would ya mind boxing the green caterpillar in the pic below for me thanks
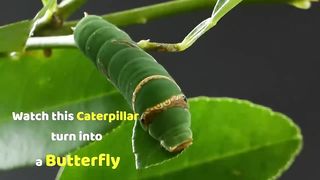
[74,15,192,152]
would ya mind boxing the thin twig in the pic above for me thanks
[30,0,317,50]
[26,35,76,50]
[39,0,314,36]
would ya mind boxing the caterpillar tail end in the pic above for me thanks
[160,128,193,153]
[145,105,193,153]
[168,138,193,153]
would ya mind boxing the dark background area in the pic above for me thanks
[0,0,319,179]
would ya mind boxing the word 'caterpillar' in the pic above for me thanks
[74,15,192,152]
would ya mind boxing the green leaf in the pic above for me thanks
[0,21,32,53]
[58,97,302,180]
[57,122,136,180]
[0,49,129,170]
[289,0,316,9]
[0,0,57,53]
[133,120,176,169]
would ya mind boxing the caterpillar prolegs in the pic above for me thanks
[74,15,192,152]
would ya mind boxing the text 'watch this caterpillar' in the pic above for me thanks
[74,15,192,152]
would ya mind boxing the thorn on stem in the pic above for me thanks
[51,13,63,28]
[43,48,52,57]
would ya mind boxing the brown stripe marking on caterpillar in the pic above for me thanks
[140,94,188,128]
[131,75,179,112]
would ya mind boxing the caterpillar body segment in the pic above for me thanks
[74,15,192,152]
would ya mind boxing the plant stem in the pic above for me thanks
[35,0,87,36]
[26,35,76,50]
[24,36,162,50]
[39,0,307,36]
[28,0,315,50]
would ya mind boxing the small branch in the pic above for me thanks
[24,36,167,51]
[26,0,317,51]
[137,40,182,52]
[35,0,87,36]
[25,35,76,50]
[28,0,316,50]
[38,0,313,36]
[40,0,214,35]
[137,0,244,52]
[25,36,177,51]
[57,0,87,20]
